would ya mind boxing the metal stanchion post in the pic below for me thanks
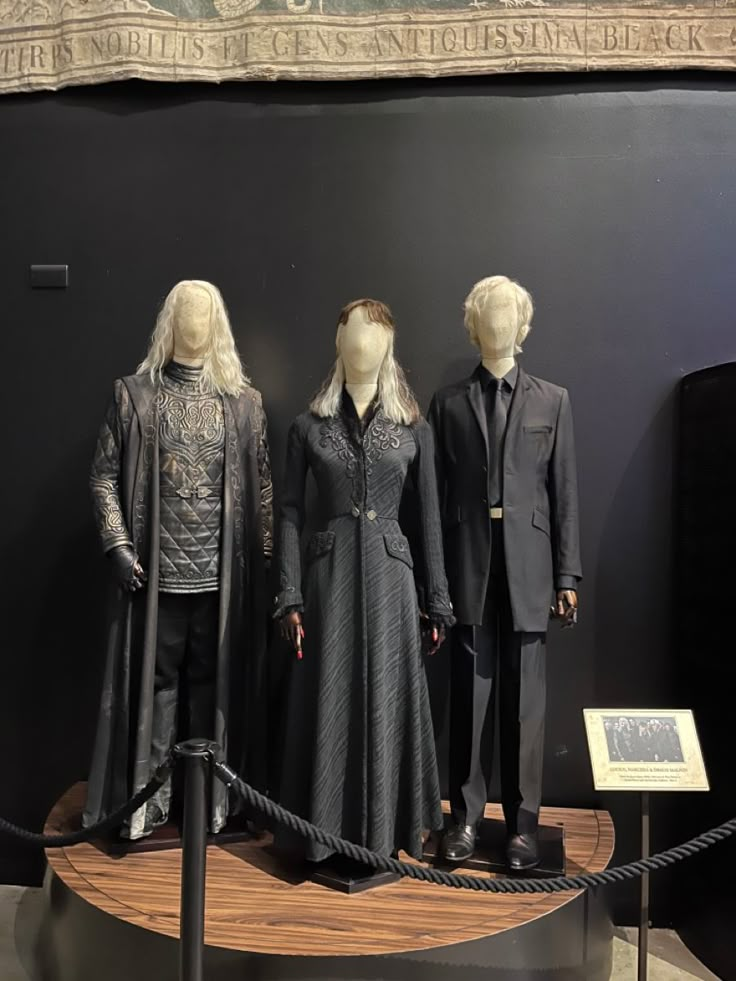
[174,739,216,981]
[638,791,650,981]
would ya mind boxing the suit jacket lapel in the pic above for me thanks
[504,365,530,466]
[465,374,489,463]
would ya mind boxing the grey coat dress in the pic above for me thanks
[273,394,454,861]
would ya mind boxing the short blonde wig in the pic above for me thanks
[463,276,533,354]
[138,280,249,396]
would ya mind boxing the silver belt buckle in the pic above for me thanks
[489,507,503,519]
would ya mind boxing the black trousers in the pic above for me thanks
[449,521,546,835]
[149,592,219,783]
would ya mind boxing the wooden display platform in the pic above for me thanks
[39,783,615,981]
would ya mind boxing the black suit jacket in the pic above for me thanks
[428,365,582,632]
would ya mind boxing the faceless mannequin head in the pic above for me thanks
[337,302,392,384]
[137,280,249,396]
[310,298,420,426]
[463,276,533,362]
[172,283,213,361]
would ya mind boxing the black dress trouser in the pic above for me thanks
[449,520,546,835]
[150,592,219,779]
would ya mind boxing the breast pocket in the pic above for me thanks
[524,424,554,467]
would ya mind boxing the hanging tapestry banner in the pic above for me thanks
[2,1,736,95]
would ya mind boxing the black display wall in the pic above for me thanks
[1,74,735,938]
[674,364,736,981]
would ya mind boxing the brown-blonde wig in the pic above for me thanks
[310,298,420,425]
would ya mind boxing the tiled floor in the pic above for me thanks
[1,886,41,981]
[611,928,720,980]
[0,884,722,979]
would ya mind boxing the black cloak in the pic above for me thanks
[83,372,271,836]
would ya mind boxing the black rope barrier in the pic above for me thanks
[0,757,174,848]
[216,762,736,895]
[0,749,732,897]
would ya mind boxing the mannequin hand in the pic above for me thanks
[280,611,305,660]
[551,590,578,628]
[108,545,147,592]
[420,616,446,655]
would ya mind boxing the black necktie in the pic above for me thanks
[487,377,508,507]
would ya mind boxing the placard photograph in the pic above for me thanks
[584,709,709,792]
[603,714,683,764]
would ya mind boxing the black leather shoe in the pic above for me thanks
[506,832,540,871]
[442,824,477,863]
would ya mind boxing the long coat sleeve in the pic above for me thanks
[90,380,135,554]
[408,420,454,624]
[549,389,581,591]
[272,415,308,618]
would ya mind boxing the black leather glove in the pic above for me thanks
[108,545,146,592]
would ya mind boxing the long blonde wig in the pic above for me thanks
[310,299,420,426]
[463,275,533,354]
[137,280,250,395]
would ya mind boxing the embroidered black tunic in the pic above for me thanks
[156,361,225,593]
[274,394,454,861]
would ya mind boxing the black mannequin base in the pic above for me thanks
[424,817,566,876]
[309,855,401,893]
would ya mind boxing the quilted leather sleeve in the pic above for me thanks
[90,380,134,554]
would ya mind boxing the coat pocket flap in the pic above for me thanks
[532,508,551,537]
[307,531,336,561]
[383,534,414,569]
[524,425,553,434]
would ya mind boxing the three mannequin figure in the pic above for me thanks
[85,277,580,874]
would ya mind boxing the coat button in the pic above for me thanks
[351,506,360,518]
[367,509,377,520]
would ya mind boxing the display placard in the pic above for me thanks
[3,0,736,96]
[583,709,708,792]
